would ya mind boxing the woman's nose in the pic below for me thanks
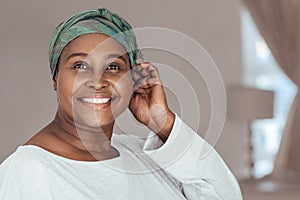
[86,76,110,90]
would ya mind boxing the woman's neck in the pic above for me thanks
[48,111,119,161]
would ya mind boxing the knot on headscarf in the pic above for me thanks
[49,8,143,78]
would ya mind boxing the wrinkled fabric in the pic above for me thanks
[49,8,143,78]
[0,115,243,199]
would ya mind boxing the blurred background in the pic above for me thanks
[0,0,299,199]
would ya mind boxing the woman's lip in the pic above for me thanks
[76,96,117,110]
[78,93,113,98]
[81,97,111,104]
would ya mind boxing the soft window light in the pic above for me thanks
[241,9,296,178]
[255,38,271,59]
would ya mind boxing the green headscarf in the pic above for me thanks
[49,8,143,78]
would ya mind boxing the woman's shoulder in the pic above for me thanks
[0,145,50,174]
[0,146,50,192]
[0,145,59,182]
[0,146,59,198]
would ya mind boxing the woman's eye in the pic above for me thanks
[106,64,121,72]
[73,63,89,70]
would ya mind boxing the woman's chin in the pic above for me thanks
[72,103,128,130]
[72,114,114,130]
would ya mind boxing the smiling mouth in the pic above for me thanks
[81,97,111,104]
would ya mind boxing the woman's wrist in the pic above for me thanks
[147,110,175,143]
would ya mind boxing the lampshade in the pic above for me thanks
[227,86,274,122]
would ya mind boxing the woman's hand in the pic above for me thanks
[129,62,175,142]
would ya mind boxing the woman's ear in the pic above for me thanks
[52,78,57,91]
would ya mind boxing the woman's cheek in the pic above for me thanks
[112,77,132,113]
[119,76,133,100]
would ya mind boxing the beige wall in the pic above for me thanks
[0,0,246,178]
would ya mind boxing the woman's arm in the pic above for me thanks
[142,114,243,200]
[129,62,242,199]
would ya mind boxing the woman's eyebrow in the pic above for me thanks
[104,54,127,64]
[67,52,88,60]
[67,52,127,64]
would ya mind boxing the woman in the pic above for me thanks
[0,8,242,199]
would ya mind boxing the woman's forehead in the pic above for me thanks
[61,33,129,61]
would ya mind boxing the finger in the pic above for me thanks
[133,79,152,91]
[132,64,150,88]
[132,62,163,91]
[139,62,158,73]
[149,68,160,79]
[139,68,149,78]
[139,63,161,82]
[133,87,149,95]
[135,64,149,77]
[133,75,162,91]
[136,62,152,72]
[132,69,142,82]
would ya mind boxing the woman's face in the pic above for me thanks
[54,33,133,128]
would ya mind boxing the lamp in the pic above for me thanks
[227,86,274,178]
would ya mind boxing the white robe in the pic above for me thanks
[0,115,243,200]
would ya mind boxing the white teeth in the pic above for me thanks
[82,98,111,104]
